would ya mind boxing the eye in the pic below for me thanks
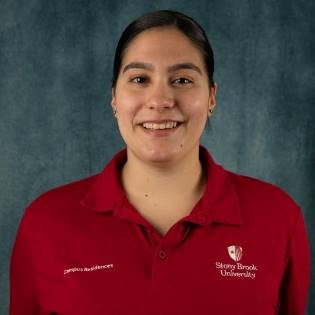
[130,76,148,84]
[173,77,193,85]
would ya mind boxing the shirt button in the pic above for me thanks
[159,250,167,260]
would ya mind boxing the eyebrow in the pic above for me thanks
[168,63,202,75]
[122,62,154,73]
[122,62,202,75]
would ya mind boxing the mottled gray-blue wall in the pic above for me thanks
[1,0,314,313]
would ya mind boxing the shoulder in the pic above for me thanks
[226,170,301,226]
[228,171,296,203]
[22,174,98,225]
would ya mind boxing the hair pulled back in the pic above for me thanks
[112,10,214,88]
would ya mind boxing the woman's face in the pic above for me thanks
[112,26,216,165]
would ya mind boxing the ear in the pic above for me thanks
[111,88,116,110]
[208,82,218,112]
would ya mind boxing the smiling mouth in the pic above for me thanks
[142,121,180,130]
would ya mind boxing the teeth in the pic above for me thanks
[142,121,178,130]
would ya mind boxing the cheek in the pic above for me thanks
[180,94,209,119]
[116,94,141,124]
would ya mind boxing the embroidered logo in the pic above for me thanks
[227,245,243,262]
[214,245,259,280]
[64,263,114,275]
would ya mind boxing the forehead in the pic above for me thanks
[121,26,205,68]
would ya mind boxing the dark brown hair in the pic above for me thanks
[112,10,214,88]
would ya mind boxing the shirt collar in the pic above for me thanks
[189,146,245,226]
[81,149,126,212]
[81,146,244,227]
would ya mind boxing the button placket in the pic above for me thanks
[151,246,170,287]
[151,222,189,286]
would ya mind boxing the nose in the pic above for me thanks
[146,82,175,111]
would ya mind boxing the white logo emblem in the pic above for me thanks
[215,245,258,279]
[227,245,243,262]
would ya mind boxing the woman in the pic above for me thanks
[10,10,310,315]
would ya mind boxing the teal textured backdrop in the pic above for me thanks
[0,0,314,313]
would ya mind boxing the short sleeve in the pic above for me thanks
[10,209,40,315]
[278,208,311,315]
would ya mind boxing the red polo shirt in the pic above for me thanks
[10,147,310,315]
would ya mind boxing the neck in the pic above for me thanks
[121,146,205,202]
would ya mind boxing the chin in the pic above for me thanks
[136,145,181,165]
